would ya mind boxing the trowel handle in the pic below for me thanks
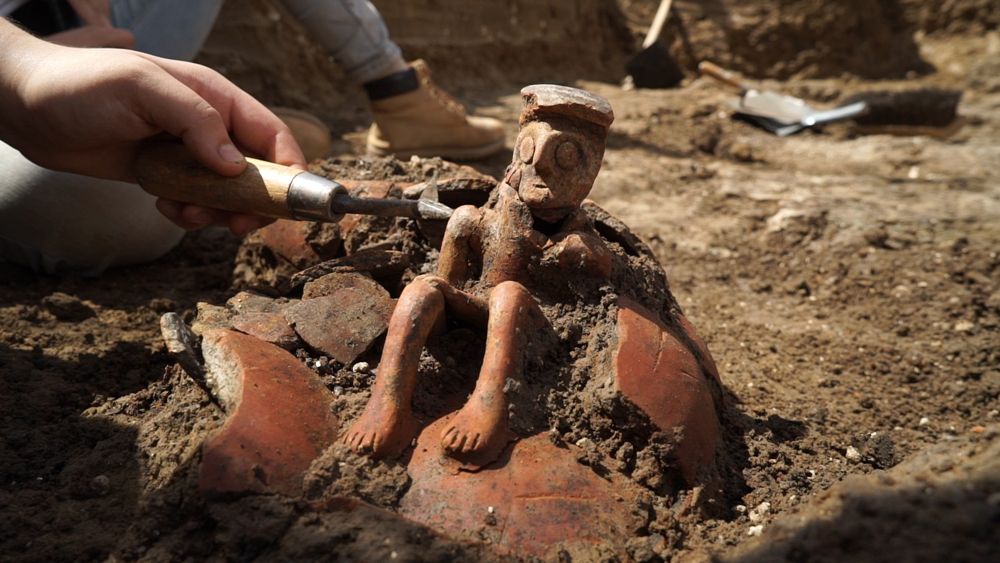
[698,61,749,93]
[134,142,298,219]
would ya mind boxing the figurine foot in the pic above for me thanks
[341,401,419,459]
[441,392,515,464]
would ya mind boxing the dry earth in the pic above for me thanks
[2,0,999,561]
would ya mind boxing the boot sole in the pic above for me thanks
[366,137,506,161]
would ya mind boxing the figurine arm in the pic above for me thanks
[548,231,613,278]
[436,205,483,285]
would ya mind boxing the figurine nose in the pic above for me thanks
[518,164,551,203]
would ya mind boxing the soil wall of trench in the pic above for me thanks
[198,0,1000,125]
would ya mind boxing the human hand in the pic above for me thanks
[47,25,134,48]
[0,25,306,234]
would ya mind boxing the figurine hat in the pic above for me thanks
[519,84,614,130]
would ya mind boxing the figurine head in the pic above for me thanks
[504,85,614,223]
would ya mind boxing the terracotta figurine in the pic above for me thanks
[342,85,615,462]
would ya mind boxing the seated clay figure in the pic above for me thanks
[342,85,615,462]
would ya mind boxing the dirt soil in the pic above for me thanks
[2,1,1000,561]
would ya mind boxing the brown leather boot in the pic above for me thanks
[366,60,505,161]
[271,107,333,162]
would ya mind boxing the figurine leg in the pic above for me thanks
[441,281,540,460]
[342,278,444,458]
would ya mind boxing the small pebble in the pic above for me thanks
[90,474,110,496]
[352,362,370,374]
[734,504,747,514]
[953,320,974,332]
[747,525,764,537]
[574,437,595,449]
[333,386,344,396]
[845,446,862,463]
[748,502,770,523]
[919,417,931,427]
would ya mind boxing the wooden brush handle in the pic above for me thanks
[698,61,749,93]
[134,142,298,219]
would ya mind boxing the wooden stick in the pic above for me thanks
[642,0,674,48]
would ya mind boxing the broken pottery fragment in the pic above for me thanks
[283,288,394,365]
[191,302,232,335]
[159,312,203,378]
[257,219,329,268]
[291,248,411,291]
[199,329,338,496]
[230,311,300,351]
[226,290,283,314]
[612,297,722,484]
[302,271,386,300]
[402,417,646,559]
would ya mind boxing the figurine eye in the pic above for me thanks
[518,136,535,163]
[555,140,580,169]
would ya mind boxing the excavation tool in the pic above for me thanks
[134,143,454,222]
[625,0,684,89]
[698,61,868,135]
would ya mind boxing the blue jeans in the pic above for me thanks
[110,0,405,83]
[1,0,406,274]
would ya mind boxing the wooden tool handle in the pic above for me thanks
[134,142,299,219]
[698,61,749,92]
[642,0,673,48]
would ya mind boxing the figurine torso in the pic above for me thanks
[477,184,545,288]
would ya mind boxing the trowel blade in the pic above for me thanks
[738,90,815,124]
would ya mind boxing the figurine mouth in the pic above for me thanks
[519,182,551,203]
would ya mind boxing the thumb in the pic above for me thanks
[138,68,247,177]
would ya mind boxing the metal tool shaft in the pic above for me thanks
[287,171,452,221]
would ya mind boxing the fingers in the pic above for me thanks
[145,56,307,168]
[131,63,248,177]
[228,214,275,236]
[156,199,273,236]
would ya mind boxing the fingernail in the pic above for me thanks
[218,143,244,164]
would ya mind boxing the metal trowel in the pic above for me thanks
[134,142,454,223]
[698,61,868,135]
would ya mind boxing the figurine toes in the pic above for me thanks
[341,428,374,453]
[441,424,485,454]
[442,426,464,451]
[462,433,481,453]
